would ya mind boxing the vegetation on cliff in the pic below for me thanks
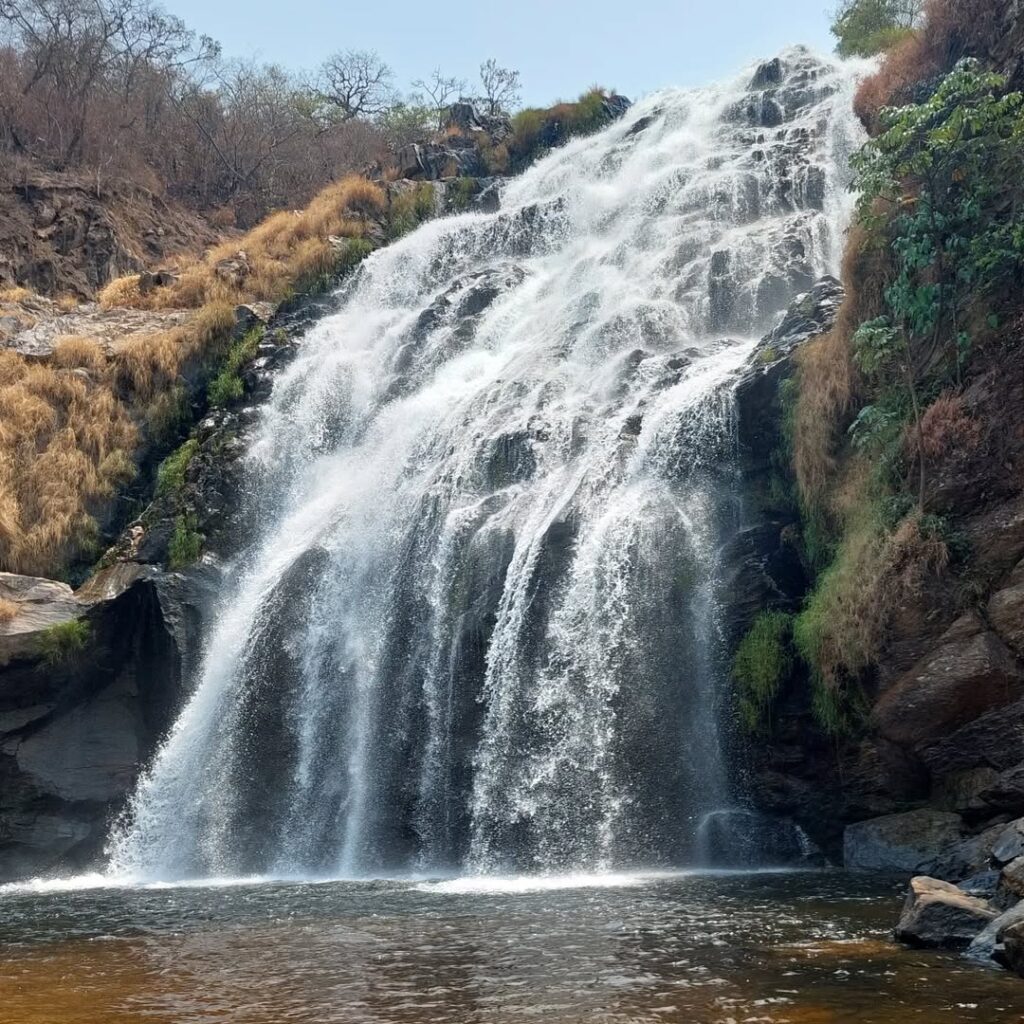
[742,0,1024,735]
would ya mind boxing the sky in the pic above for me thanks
[162,0,837,106]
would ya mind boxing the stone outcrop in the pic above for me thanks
[0,564,214,879]
[895,876,998,949]
[0,170,216,299]
[844,809,967,875]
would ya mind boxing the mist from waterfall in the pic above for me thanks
[109,48,865,882]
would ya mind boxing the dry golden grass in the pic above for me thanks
[795,503,949,717]
[0,286,35,304]
[854,0,1008,132]
[52,336,108,376]
[912,393,983,460]
[0,352,138,575]
[793,330,856,512]
[3,174,387,578]
[792,226,893,512]
[100,175,382,312]
[0,597,17,623]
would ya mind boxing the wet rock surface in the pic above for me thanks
[895,876,998,949]
[0,564,215,879]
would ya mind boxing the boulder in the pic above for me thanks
[0,564,211,881]
[1001,920,1024,977]
[138,269,179,294]
[214,250,250,288]
[967,899,1024,962]
[933,821,1007,880]
[895,876,998,949]
[844,809,966,874]
[959,870,1002,899]
[872,617,1024,748]
[0,573,83,667]
[992,818,1024,865]
[989,559,1024,657]
[1002,856,1024,898]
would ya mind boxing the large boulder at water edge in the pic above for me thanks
[844,808,967,874]
[895,876,998,949]
[0,564,213,881]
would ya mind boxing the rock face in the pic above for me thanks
[895,876,998,949]
[0,170,216,299]
[0,565,213,879]
[844,809,967,875]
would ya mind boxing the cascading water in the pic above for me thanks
[110,48,865,882]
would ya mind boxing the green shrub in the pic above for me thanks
[337,237,374,271]
[35,619,91,666]
[387,184,436,240]
[168,514,202,569]
[733,611,794,733]
[156,438,199,498]
[449,177,480,212]
[207,326,264,409]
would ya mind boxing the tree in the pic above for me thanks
[0,0,215,163]
[412,68,467,127]
[831,0,925,57]
[314,48,395,123]
[478,58,520,116]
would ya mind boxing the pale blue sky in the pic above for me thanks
[165,0,837,105]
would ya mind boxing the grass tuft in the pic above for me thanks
[733,611,794,733]
[34,619,91,665]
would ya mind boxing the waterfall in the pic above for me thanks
[110,48,865,882]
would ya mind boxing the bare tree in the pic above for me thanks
[412,67,467,127]
[314,48,395,123]
[478,58,520,117]
[0,0,211,164]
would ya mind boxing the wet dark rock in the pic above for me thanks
[989,559,1024,657]
[969,899,1024,961]
[844,809,966,875]
[959,870,1002,899]
[750,58,785,90]
[895,875,997,949]
[697,807,821,867]
[1001,855,1024,899]
[992,819,1024,865]
[0,564,215,880]
[1001,919,1024,976]
[872,618,1024,749]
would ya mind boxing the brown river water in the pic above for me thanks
[1,871,1023,1023]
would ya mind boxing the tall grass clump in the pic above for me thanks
[0,350,138,576]
[733,611,794,733]
[34,619,91,665]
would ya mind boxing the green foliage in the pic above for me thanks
[168,514,202,569]
[35,619,91,666]
[378,101,436,145]
[733,611,794,733]
[852,61,1024,377]
[831,0,920,57]
[792,559,864,737]
[208,326,264,409]
[507,88,616,171]
[156,438,199,498]
[337,237,374,271]
[387,183,436,240]
[448,177,480,212]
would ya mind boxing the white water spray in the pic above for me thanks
[110,48,865,882]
